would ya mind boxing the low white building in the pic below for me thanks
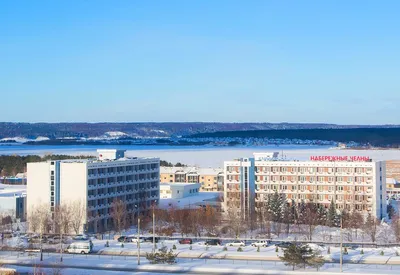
[160,183,201,199]
[0,184,27,221]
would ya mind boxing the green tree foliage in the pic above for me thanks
[326,200,338,227]
[0,154,93,177]
[146,246,177,264]
[279,243,324,271]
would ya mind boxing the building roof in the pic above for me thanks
[160,182,201,188]
[160,166,223,175]
[0,184,26,198]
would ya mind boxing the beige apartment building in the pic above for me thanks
[224,153,386,219]
[160,167,223,192]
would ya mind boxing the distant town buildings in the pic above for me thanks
[27,149,160,233]
[160,167,223,192]
[160,183,201,199]
[224,152,386,219]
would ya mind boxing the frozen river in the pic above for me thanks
[1,144,399,167]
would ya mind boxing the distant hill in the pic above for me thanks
[0,122,398,140]
[187,127,400,147]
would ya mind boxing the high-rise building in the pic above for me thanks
[27,149,160,233]
[224,153,386,219]
[160,167,223,192]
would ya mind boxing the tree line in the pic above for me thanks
[226,191,392,243]
[0,154,93,177]
[0,154,185,177]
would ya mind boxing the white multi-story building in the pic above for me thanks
[224,153,386,219]
[160,183,201,199]
[27,149,160,233]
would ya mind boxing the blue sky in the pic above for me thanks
[1,1,399,124]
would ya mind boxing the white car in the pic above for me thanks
[251,240,270,247]
[226,240,245,247]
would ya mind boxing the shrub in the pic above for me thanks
[146,248,177,265]
[275,246,279,253]
[343,247,348,255]
[360,249,364,255]
[396,251,399,256]
[205,246,209,251]
[172,244,177,250]
[237,247,243,252]
[105,241,109,247]
[327,247,330,254]
[189,245,192,250]
[380,251,384,256]
[121,243,124,248]
[223,246,228,251]
[257,246,260,252]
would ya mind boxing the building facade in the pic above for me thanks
[27,149,160,233]
[160,183,201,199]
[224,153,386,219]
[160,167,223,192]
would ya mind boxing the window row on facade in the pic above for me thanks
[88,164,159,175]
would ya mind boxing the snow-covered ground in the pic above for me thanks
[0,145,399,167]
[3,250,400,275]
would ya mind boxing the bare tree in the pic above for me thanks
[70,200,85,235]
[391,216,400,242]
[301,203,320,241]
[111,199,127,234]
[363,213,379,242]
[226,207,244,238]
[349,210,363,239]
[28,207,40,233]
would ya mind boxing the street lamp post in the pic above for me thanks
[40,230,43,261]
[340,211,343,272]
[137,217,140,265]
[152,200,157,253]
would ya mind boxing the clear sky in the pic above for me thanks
[1,1,399,124]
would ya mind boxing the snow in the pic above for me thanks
[3,250,400,275]
[158,192,221,209]
[0,136,50,143]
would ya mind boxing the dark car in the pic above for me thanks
[275,242,292,249]
[179,238,193,245]
[205,239,221,246]
[144,237,159,243]
[117,236,133,243]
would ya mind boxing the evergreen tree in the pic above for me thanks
[279,243,325,271]
[326,200,338,227]
[297,200,306,224]
[316,205,327,225]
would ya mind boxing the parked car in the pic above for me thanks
[205,239,222,246]
[66,241,92,254]
[226,240,245,247]
[117,236,129,242]
[73,234,89,241]
[251,240,270,247]
[179,238,193,245]
[275,242,292,249]
[144,237,159,243]
[130,237,145,243]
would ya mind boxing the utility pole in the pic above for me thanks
[137,217,140,265]
[152,200,157,253]
[60,232,63,262]
[340,212,343,272]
